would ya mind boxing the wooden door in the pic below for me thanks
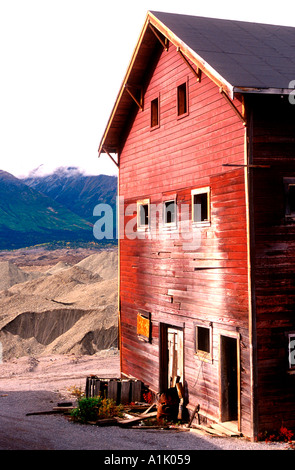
[167,328,183,388]
[160,325,184,391]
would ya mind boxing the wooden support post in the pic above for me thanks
[85,377,90,398]
[94,379,102,397]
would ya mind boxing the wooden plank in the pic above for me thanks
[117,411,158,427]
[108,380,119,403]
[190,424,226,437]
[131,380,142,402]
[94,379,102,397]
[26,407,75,416]
[120,380,131,404]
[211,422,241,437]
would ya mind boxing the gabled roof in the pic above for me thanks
[99,11,295,155]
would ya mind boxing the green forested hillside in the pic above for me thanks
[0,170,94,249]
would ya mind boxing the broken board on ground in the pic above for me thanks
[117,411,158,427]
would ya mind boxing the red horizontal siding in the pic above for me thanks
[118,41,250,433]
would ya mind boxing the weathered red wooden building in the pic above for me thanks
[98,11,295,440]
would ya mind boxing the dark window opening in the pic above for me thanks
[197,326,210,354]
[220,336,238,422]
[193,192,209,223]
[139,203,149,227]
[151,98,159,128]
[177,82,187,116]
[164,200,176,225]
[285,182,295,218]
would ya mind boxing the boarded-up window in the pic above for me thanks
[192,187,210,225]
[177,82,187,116]
[137,311,151,342]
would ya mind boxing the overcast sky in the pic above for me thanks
[1,0,294,178]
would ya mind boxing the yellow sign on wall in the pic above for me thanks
[137,312,151,342]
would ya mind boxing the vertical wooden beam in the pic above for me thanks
[131,380,142,402]
[108,379,119,403]
[121,380,131,404]
[237,333,241,432]
[244,104,258,441]
[117,182,122,376]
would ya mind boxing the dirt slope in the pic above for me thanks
[0,261,42,291]
[0,249,118,360]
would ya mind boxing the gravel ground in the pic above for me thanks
[0,351,289,452]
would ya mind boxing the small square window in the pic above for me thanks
[137,199,150,230]
[177,82,188,116]
[151,97,159,128]
[195,323,213,362]
[197,327,210,353]
[284,178,295,219]
[192,187,210,225]
[163,200,177,226]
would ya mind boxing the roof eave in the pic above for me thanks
[98,15,151,156]
[233,86,294,95]
[98,11,236,157]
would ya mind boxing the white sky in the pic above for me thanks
[0,0,295,178]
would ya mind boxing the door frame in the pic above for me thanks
[159,323,184,393]
[219,330,241,431]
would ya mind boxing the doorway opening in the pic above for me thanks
[160,324,184,392]
[220,335,240,426]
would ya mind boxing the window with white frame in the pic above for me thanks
[163,200,177,227]
[192,187,210,225]
[137,199,150,230]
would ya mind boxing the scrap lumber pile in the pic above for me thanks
[26,376,241,435]
[85,376,143,404]
[85,376,161,427]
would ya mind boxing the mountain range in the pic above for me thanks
[0,167,117,250]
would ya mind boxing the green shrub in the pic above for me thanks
[71,396,123,423]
